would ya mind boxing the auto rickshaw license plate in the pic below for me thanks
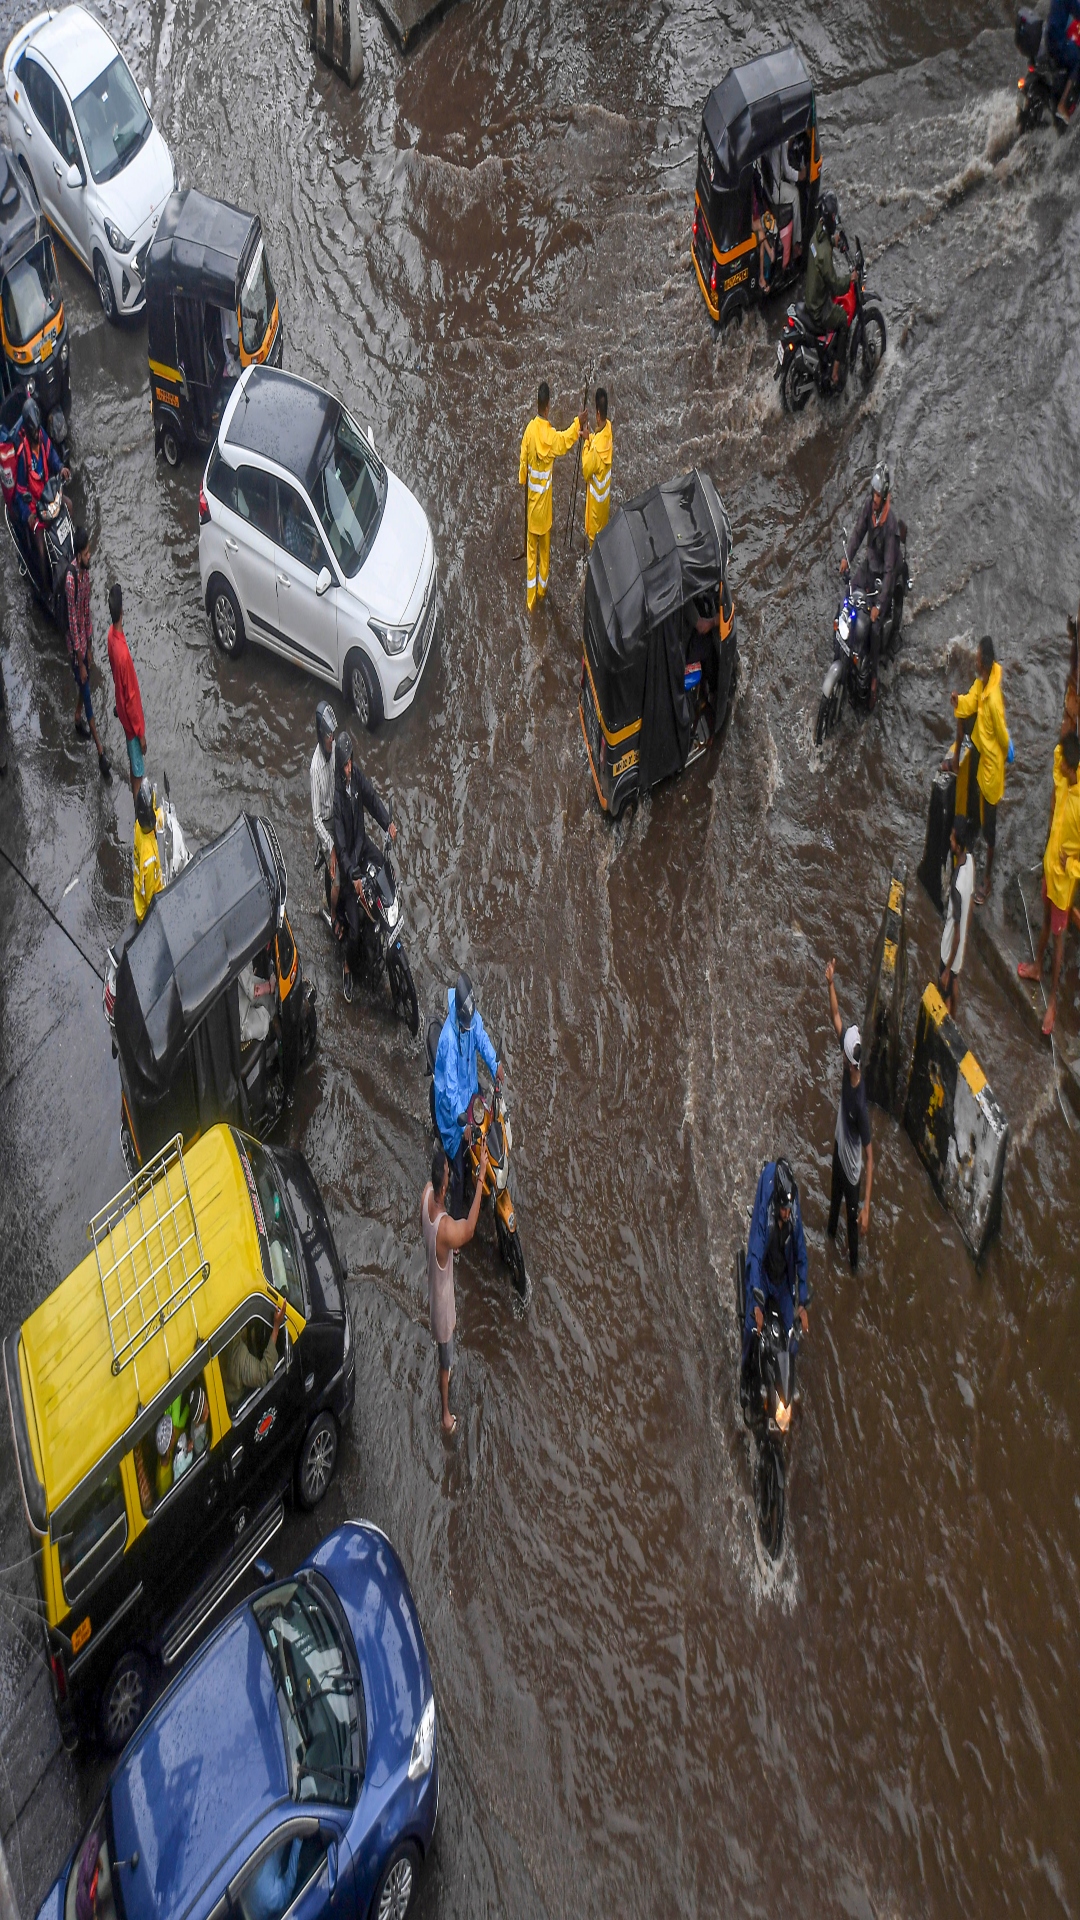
[41,336,53,358]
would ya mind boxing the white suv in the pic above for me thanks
[199,364,437,729]
[3,6,174,322]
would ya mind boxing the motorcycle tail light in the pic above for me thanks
[198,486,210,526]
[710,260,717,294]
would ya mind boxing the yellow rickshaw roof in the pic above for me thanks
[20,1127,264,1515]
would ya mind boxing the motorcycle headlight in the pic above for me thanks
[369,618,410,656]
[838,613,851,641]
[104,218,132,254]
[408,1695,435,1781]
[386,895,401,929]
[775,1399,792,1433]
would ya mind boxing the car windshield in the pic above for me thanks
[73,55,151,185]
[244,1137,305,1313]
[240,240,276,357]
[2,240,60,347]
[311,411,385,579]
[253,1576,364,1808]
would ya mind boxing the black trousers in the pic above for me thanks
[850,562,889,680]
[828,1141,860,1270]
[447,1143,469,1221]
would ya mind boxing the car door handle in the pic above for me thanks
[276,573,291,588]
[224,536,239,553]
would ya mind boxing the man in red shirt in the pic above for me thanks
[106,582,147,800]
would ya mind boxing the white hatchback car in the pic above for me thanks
[199,364,438,729]
[3,6,174,322]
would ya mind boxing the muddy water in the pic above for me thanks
[1,0,1079,1913]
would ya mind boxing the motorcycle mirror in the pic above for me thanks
[65,163,82,190]
[315,566,332,597]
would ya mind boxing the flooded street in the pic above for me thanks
[1,0,1079,1914]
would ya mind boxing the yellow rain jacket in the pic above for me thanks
[519,414,580,536]
[581,419,613,541]
[955,660,1009,806]
[133,812,162,924]
[1044,744,1080,913]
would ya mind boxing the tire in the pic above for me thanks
[756,1442,785,1560]
[505,1228,527,1300]
[297,1411,338,1510]
[208,576,246,657]
[120,1114,138,1176]
[100,1649,149,1752]
[160,420,181,467]
[780,353,814,415]
[387,942,419,1036]
[814,694,831,746]
[93,252,118,325]
[371,1844,420,1920]
[344,648,383,731]
[857,308,886,386]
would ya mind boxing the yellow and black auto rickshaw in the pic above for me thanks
[691,43,821,331]
[0,143,69,446]
[145,188,282,466]
[579,470,737,820]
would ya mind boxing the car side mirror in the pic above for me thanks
[315,565,332,597]
[66,163,82,190]
[143,85,152,110]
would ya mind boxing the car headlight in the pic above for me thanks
[369,618,411,656]
[60,341,69,364]
[408,1695,435,1781]
[104,218,132,254]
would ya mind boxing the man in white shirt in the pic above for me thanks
[940,816,974,1016]
[310,700,339,926]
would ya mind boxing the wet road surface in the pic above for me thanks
[2,1,1080,1914]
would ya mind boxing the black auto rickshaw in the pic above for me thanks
[145,188,282,467]
[106,813,316,1170]
[578,470,738,820]
[0,144,69,446]
[692,43,821,330]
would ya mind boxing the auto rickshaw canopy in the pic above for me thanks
[584,470,732,791]
[114,814,284,1108]
[15,1127,285,1519]
[146,188,262,340]
[701,43,814,192]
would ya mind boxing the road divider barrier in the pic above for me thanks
[902,983,1007,1261]
[311,0,363,84]
[863,868,908,1115]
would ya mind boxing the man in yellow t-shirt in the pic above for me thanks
[133,775,162,924]
[518,383,585,610]
[1018,732,1080,1037]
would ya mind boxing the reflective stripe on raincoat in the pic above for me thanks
[519,414,580,536]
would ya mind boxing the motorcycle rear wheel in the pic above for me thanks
[858,308,887,385]
[780,354,814,415]
[814,694,831,746]
[497,1214,528,1300]
[756,1441,785,1559]
[387,942,419,1036]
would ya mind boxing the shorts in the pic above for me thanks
[437,1337,454,1373]
[126,735,145,779]
[980,792,997,849]
[1042,876,1070,937]
[69,653,92,722]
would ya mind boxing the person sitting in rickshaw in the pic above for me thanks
[222,1298,287,1412]
[239,954,276,1047]
[751,164,778,292]
[773,134,808,255]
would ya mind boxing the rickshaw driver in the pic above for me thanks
[805,191,852,389]
[774,135,808,252]
[434,971,505,1218]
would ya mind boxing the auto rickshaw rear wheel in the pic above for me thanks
[160,419,181,467]
[345,647,383,731]
[100,1648,150,1751]
[298,1411,338,1510]
[208,576,246,657]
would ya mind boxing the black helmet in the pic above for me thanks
[774,1158,796,1214]
[21,396,40,435]
[316,700,337,755]
[455,971,475,1030]
[135,775,156,832]
[819,190,839,237]
[335,729,353,779]
[871,462,891,501]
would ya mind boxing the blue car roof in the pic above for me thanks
[109,1610,287,1920]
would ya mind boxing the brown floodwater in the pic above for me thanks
[1,0,1079,1914]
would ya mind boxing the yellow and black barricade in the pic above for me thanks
[902,983,1008,1261]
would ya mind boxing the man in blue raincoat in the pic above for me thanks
[434,972,503,1217]
[741,1158,809,1384]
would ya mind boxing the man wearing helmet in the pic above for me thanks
[433,972,504,1218]
[741,1156,809,1402]
[804,190,852,390]
[13,397,68,584]
[840,462,902,708]
[332,728,395,1003]
[133,776,163,923]
[310,701,339,926]
[825,957,873,1271]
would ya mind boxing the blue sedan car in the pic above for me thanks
[36,1524,438,1920]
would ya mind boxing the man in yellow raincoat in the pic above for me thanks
[581,389,612,548]
[946,634,1011,903]
[1018,731,1080,1037]
[518,383,585,610]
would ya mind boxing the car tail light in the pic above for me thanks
[49,1649,67,1702]
[198,486,210,526]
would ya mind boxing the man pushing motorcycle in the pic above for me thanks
[741,1158,809,1409]
[434,971,504,1218]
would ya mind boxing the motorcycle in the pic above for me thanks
[815,532,912,745]
[775,235,886,414]
[317,827,419,1035]
[102,773,191,1025]
[5,469,75,629]
[736,1241,808,1560]
[424,1020,528,1302]
[1015,8,1079,129]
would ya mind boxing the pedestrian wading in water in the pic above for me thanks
[421,1136,488,1435]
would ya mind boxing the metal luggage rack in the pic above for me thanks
[89,1134,210,1392]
